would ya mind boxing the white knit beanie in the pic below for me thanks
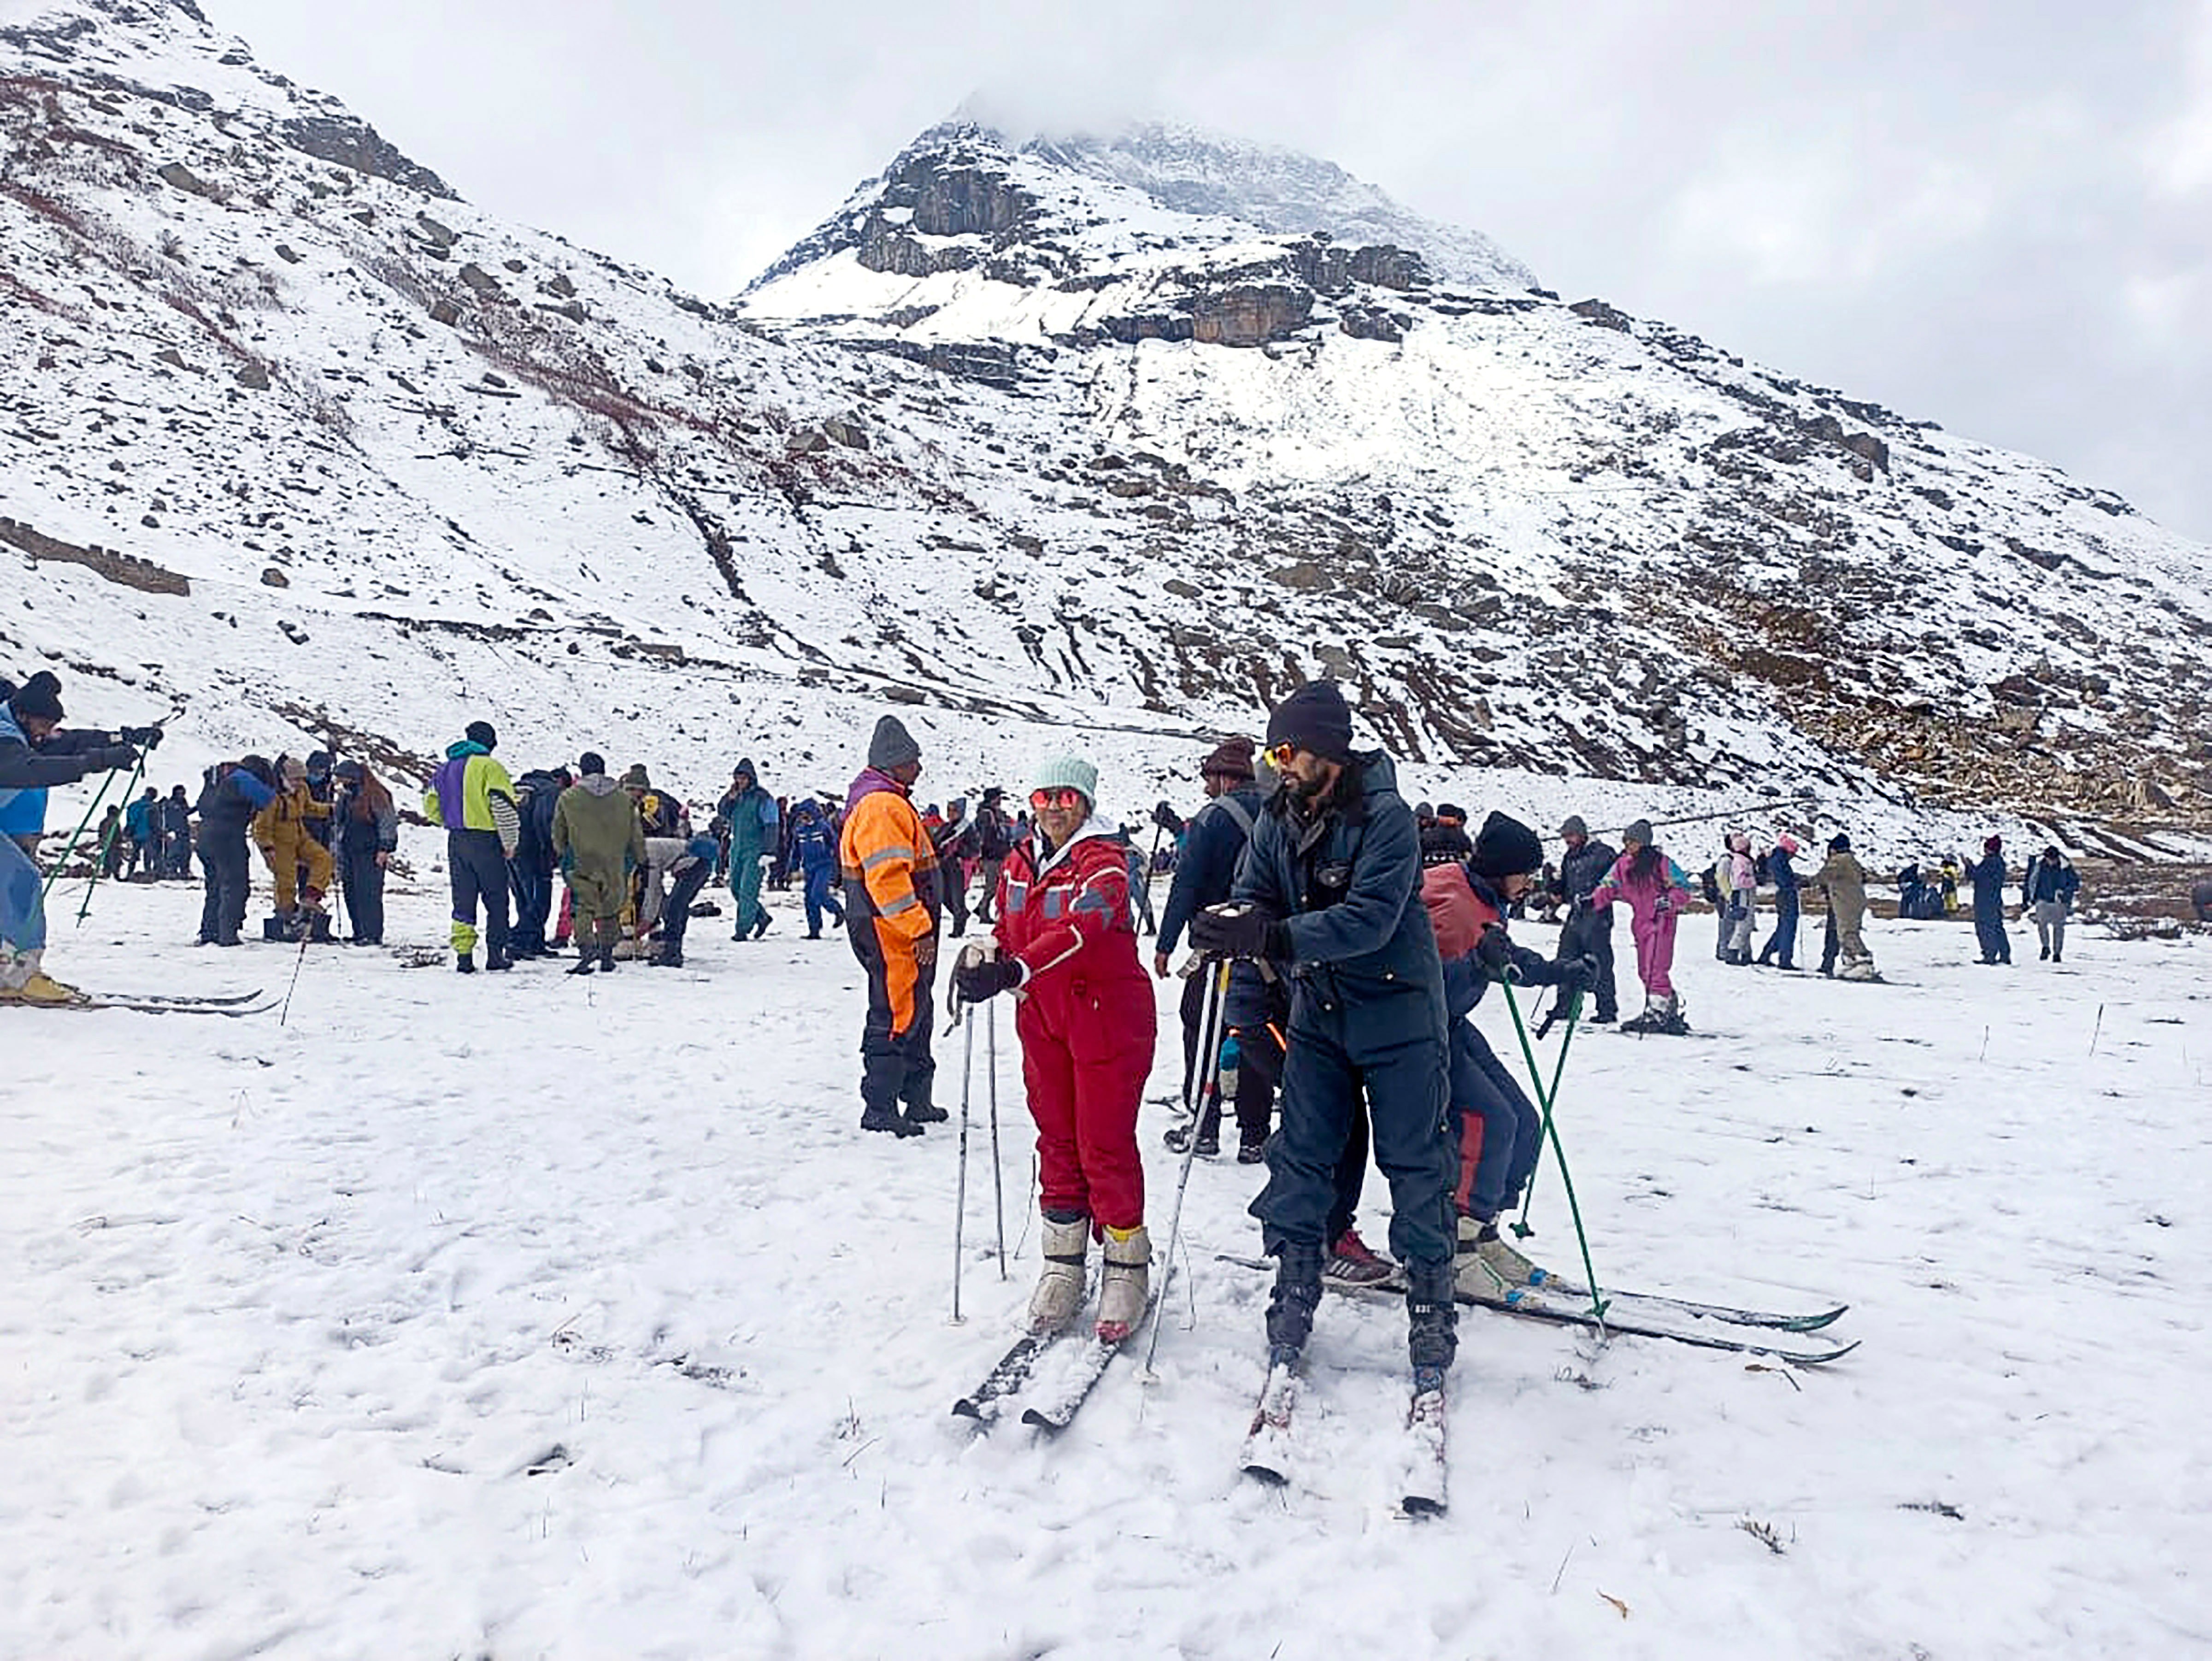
[1029,754,1098,806]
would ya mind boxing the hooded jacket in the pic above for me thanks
[552,773,645,875]
[425,740,519,851]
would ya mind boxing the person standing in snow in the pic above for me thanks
[1755,833,1804,969]
[1588,819,1696,1034]
[553,752,645,975]
[252,755,333,934]
[932,795,974,940]
[2021,845,2080,963]
[330,760,397,946]
[1187,681,1458,1393]
[159,784,193,878]
[1550,815,1620,1023]
[787,797,844,939]
[1155,736,1269,1158]
[195,758,276,948]
[507,765,569,960]
[1968,836,2012,966]
[124,787,157,879]
[424,719,520,973]
[953,755,1159,1342]
[718,760,778,942]
[1721,831,1759,965]
[840,716,945,1137]
[1814,833,1878,980]
[1423,813,1597,1296]
[0,672,147,1002]
[971,786,1014,924]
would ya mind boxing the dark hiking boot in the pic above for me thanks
[1266,1241,1325,1355]
[651,947,683,967]
[597,948,617,973]
[567,957,596,976]
[861,1104,924,1137]
[903,1101,948,1125]
[484,953,513,972]
[455,952,475,974]
[2039,944,2051,960]
[1194,1125,1221,1158]
[1237,1132,1268,1165]
[1405,1256,1458,1373]
[749,907,771,940]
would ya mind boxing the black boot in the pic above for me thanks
[1405,1256,1459,1383]
[861,1103,923,1137]
[567,956,596,976]
[904,1099,948,1125]
[484,952,513,972]
[455,952,475,974]
[1265,1240,1325,1360]
[598,945,617,973]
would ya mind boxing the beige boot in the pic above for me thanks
[1095,1225,1151,1342]
[0,947,75,1004]
[1029,1213,1089,1335]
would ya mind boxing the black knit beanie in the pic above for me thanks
[1470,811,1543,879]
[1264,681,1354,764]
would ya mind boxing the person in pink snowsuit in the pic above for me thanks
[1588,819,1696,1034]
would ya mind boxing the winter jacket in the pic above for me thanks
[334,783,399,860]
[424,741,519,852]
[159,794,191,839]
[125,796,154,842]
[994,816,1147,986]
[513,771,566,869]
[1967,852,2008,915]
[1423,864,1568,1021]
[976,802,1015,860]
[1589,850,1695,925]
[719,781,777,859]
[252,783,328,854]
[0,703,118,811]
[197,766,276,838]
[789,801,838,872]
[2022,855,2079,909]
[1157,784,1265,956]
[1230,752,1445,1046]
[552,774,645,877]
[840,767,940,953]
[1553,837,1619,906]
[1769,846,1800,898]
[1816,850,1871,930]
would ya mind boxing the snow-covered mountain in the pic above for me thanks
[4,0,2210,843]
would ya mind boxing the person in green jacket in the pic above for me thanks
[553,751,645,976]
[718,757,780,941]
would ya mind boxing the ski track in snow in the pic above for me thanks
[3,873,2209,1659]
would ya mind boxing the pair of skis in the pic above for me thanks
[1237,1352,1450,1516]
[7,986,275,1017]
[950,1292,1159,1432]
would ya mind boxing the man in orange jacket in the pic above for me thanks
[840,714,945,1136]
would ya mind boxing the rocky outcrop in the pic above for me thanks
[2,516,189,596]
[279,115,455,199]
[1189,283,1312,347]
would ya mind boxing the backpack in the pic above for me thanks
[1700,863,1722,906]
[1754,851,1771,886]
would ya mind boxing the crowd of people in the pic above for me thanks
[0,666,2169,1410]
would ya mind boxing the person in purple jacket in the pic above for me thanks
[1588,819,1696,1035]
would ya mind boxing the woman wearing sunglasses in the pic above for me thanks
[953,756,1158,1343]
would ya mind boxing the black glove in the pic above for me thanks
[1555,954,1599,992]
[953,954,1024,1003]
[1151,800,1184,834]
[1475,924,1519,981]
[119,725,164,749]
[1188,903,1287,960]
[94,743,141,772]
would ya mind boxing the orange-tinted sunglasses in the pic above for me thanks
[1263,742,1299,772]
[1030,786,1087,811]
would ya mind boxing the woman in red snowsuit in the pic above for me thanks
[953,755,1158,1342]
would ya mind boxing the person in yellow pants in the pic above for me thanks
[253,755,332,920]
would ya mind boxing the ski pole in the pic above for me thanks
[277,906,314,1029]
[951,1009,975,1324]
[987,995,1006,1281]
[39,765,120,909]
[1141,953,1230,1383]
[1511,986,1582,1239]
[72,748,147,923]
[1501,982,1606,1319]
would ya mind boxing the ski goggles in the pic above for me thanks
[1030,786,1088,811]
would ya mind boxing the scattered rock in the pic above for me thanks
[458,263,503,298]
[261,567,289,588]
[155,348,188,369]
[542,272,577,298]
[156,161,214,197]
[413,213,459,248]
[274,243,301,264]
[234,360,270,390]
[429,298,462,326]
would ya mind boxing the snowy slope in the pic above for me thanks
[4,876,2207,1657]
[1,0,2209,849]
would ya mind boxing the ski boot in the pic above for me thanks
[1458,1213,1547,1287]
[0,948,76,1005]
[1655,994,1691,1034]
[1405,1256,1458,1378]
[1030,1212,1091,1334]
[1266,1239,1325,1357]
[1096,1225,1151,1342]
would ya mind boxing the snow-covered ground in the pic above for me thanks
[4,855,2207,1659]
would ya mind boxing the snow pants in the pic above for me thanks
[565,864,626,956]
[658,841,716,955]
[974,856,1004,923]
[447,829,510,959]
[340,844,386,944]
[1974,906,2010,963]
[854,920,937,1118]
[730,846,767,938]
[1557,903,1618,1020]
[197,831,251,945]
[939,854,969,938]
[1758,891,1800,967]
[800,859,843,937]
[1016,966,1156,1231]
[2033,901,2067,959]
[0,830,43,954]
[1450,1022,1541,1223]
[1725,888,1757,957]
[1252,993,1455,1268]
[509,852,553,954]
[259,819,331,913]
[1630,906,1682,998]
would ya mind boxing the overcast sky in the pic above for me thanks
[189,0,2212,545]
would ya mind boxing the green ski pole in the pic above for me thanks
[76,750,146,924]
[38,766,119,909]
[1502,981,1606,1320]
[1511,985,1582,1239]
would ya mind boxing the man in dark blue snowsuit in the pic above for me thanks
[1755,835,1803,968]
[1190,681,1456,1386]
[1969,836,2012,964]
[788,798,844,939]
[507,767,569,958]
